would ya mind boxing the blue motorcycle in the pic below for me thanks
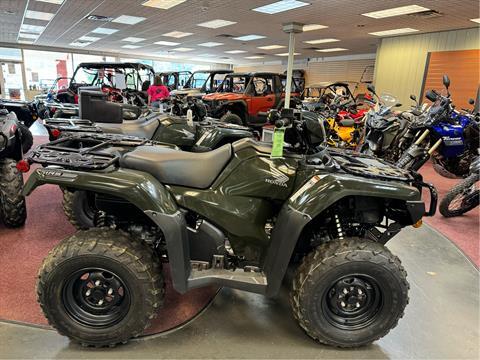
[396,75,479,178]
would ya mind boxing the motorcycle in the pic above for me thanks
[20,108,436,347]
[439,156,479,217]
[396,75,479,177]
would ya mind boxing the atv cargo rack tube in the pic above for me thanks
[28,133,172,170]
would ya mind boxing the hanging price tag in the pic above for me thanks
[270,127,285,158]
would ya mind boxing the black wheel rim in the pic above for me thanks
[62,268,131,328]
[322,274,383,330]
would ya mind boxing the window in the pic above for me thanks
[24,50,73,92]
[0,47,22,61]
[218,75,248,93]
[252,76,273,95]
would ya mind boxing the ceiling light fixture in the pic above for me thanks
[303,24,328,31]
[25,10,55,21]
[233,34,266,41]
[154,40,180,46]
[369,28,419,36]
[197,19,237,28]
[252,0,310,14]
[304,38,339,44]
[225,50,247,54]
[20,24,45,33]
[470,18,480,23]
[35,0,64,4]
[257,44,285,50]
[91,27,118,34]
[198,42,224,47]
[142,0,187,9]
[112,15,146,25]
[122,44,142,49]
[315,48,348,52]
[362,5,430,19]
[70,41,91,47]
[79,35,101,42]
[18,39,35,44]
[162,31,193,38]
[173,47,194,52]
[245,55,265,59]
[19,33,39,39]
[275,52,300,56]
[121,37,146,42]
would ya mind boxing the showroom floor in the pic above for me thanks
[1,225,478,359]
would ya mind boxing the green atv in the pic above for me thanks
[23,109,437,347]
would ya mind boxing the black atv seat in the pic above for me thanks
[232,138,272,153]
[339,118,355,127]
[119,144,232,189]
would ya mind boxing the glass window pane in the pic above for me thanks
[0,47,22,61]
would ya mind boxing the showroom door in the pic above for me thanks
[0,61,25,100]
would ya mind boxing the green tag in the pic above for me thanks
[270,128,285,158]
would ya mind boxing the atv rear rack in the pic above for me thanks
[28,133,172,170]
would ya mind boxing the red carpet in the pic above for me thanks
[420,162,479,266]
[0,136,217,335]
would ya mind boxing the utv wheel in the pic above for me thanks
[0,159,27,227]
[63,190,96,229]
[18,122,34,153]
[291,238,409,348]
[37,228,165,347]
[439,173,479,217]
[220,112,243,125]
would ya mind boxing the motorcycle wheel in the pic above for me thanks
[37,228,164,347]
[439,173,479,217]
[63,190,97,229]
[0,158,27,227]
[291,238,409,347]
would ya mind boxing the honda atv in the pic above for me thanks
[23,108,436,348]
[0,109,30,227]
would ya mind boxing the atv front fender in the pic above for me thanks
[23,167,191,292]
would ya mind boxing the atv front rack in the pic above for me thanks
[28,133,171,170]
[44,118,102,134]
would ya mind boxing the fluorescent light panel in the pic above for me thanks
[122,37,145,42]
[362,5,430,18]
[369,28,419,36]
[18,39,35,44]
[25,10,55,21]
[303,24,327,31]
[275,52,300,56]
[245,56,265,59]
[122,44,142,49]
[142,0,187,9]
[20,24,45,33]
[112,15,146,25]
[162,31,193,38]
[258,44,285,50]
[316,48,348,52]
[154,40,180,46]
[91,27,118,35]
[197,19,237,28]
[70,41,91,47]
[173,47,194,52]
[19,33,39,39]
[252,0,310,14]
[470,18,480,23]
[198,42,223,47]
[225,50,247,54]
[35,0,64,3]
[304,38,339,44]
[234,34,266,41]
[79,35,101,42]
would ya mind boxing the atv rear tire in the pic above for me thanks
[37,228,165,347]
[63,190,96,230]
[220,112,243,125]
[18,122,33,154]
[439,173,479,217]
[0,159,27,227]
[291,238,409,348]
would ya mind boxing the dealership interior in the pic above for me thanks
[0,0,479,359]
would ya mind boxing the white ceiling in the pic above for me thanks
[0,0,478,65]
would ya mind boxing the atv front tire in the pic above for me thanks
[0,158,27,227]
[37,228,165,347]
[291,238,409,347]
[220,112,243,125]
[63,190,96,229]
[439,173,479,217]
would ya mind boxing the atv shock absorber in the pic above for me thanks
[334,214,344,240]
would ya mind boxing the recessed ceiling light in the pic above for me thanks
[91,27,118,35]
[19,33,39,39]
[198,42,223,47]
[25,10,55,21]
[252,0,310,14]
[142,0,187,9]
[112,15,146,25]
[18,39,35,44]
[245,55,265,59]
[154,40,180,46]
[470,18,480,23]
[197,19,237,28]
[173,47,194,52]
[70,41,91,47]
[275,52,300,56]
[198,54,215,57]
[304,38,339,44]
[225,50,247,54]
[315,48,348,52]
[79,35,101,42]
[122,44,142,49]
[35,0,64,3]
[362,5,430,19]
[369,28,419,36]
[257,44,285,50]
[233,34,266,41]
[20,24,45,34]
[122,37,146,42]
[162,31,193,38]
[303,24,328,31]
